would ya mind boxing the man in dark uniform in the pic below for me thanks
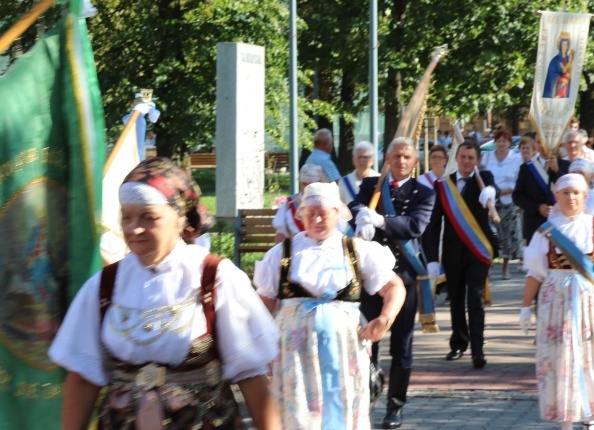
[423,140,499,370]
[512,134,570,243]
[349,136,435,429]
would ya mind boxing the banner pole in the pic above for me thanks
[0,0,55,54]
[103,110,140,177]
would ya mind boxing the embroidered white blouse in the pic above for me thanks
[254,230,396,299]
[524,211,594,282]
[49,241,280,386]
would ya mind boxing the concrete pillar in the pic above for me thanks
[215,42,265,218]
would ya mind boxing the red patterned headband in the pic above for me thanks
[121,157,201,215]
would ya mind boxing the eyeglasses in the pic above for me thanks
[356,155,373,160]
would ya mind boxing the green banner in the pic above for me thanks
[0,13,105,430]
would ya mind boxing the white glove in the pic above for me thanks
[427,262,440,281]
[519,307,532,334]
[356,208,385,229]
[355,223,375,241]
[478,185,496,208]
[133,102,151,115]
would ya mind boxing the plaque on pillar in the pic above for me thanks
[215,42,265,219]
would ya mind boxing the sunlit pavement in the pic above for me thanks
[370,261,559,429]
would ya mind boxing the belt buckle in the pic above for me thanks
[135,362,166,390]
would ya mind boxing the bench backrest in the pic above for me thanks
[190,153,216,169]
[265,152,289,170]
[234,208,277,268]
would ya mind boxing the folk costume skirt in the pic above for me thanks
[272,297,371,430]
[536,270,594,422]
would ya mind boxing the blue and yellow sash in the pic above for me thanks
[526,160,555,203]
[435,176,493,266]
[381,180,438,333]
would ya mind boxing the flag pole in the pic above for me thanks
[0,0,55,54]
[103,110,140,177]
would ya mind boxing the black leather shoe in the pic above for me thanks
[445,349,464,361]
[382,398,404,429]
[472,355,487,369]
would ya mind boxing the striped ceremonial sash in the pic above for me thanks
[526,159,555,203]
[341,175,358,201]
[436,176,493,266]
[287,194,305,232]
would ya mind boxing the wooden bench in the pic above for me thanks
[190,153,216,169]
[234,208,278,269]
[145,147,157,158]
[265,152,290,171]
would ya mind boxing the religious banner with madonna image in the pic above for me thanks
[529,11,592,154]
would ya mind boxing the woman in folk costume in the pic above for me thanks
[254,182,406,429]
[49,157,281,429]
[416,144,448,190]
[520,174,594,430]
[272,163,328,242]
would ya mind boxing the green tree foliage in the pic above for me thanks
[87,0,293,155]
[3,0,594,156]
[297,0,370,172]
[379,0,562,135]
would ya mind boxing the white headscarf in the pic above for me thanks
[297,182,352,221]
[554,173,589,194]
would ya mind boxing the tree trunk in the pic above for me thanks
[382,0,407,160]
[579,84,594,138]
[384,68,402,150]
[338,69,355,175]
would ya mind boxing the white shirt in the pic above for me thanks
[254,230,396,299]
[387,173,411,188]
[338,169,380,204]
[49,241,279,386]
[455,171,475,193]
[562,146,594,162]
[524,211,594,282]
[479,150,522,205]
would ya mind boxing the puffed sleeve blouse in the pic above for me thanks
[254,230,397,299]
[524,211,594,282]
[49,241,280,386]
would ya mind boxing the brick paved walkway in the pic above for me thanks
[370,261,559,429]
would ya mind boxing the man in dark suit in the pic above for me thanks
[512,135,570,243]
[349,137,435,429]
[423,140,499,370]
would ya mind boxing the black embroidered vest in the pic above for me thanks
[278,236,364,301]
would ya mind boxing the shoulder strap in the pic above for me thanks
[278,238,292,298]
[99,262,119,325]
[345,237,364,286]
[200,253,224,336]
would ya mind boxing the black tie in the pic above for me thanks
[459,177,471,195]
